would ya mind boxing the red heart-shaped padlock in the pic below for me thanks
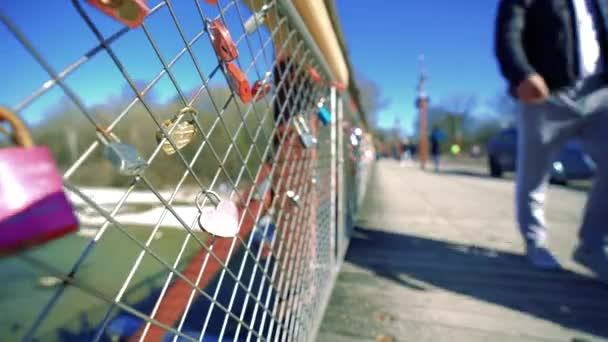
[210,19,238,62]
[252,80,271,101]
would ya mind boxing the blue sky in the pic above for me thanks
[0,1,507,134]
[0,0,274,125]
[336,0,507,133]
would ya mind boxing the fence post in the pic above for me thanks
[336,90,345,261]
[330,85,338,265]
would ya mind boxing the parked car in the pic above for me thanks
[487,128,595,184]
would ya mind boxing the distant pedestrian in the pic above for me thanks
[430,127,442,172]
[495,0,608,281]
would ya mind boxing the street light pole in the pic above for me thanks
[416,55,429,170]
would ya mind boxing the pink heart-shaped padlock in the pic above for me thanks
[198,200,239,237]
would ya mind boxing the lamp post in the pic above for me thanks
[416,55,429,170]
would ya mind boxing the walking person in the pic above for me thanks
[495,0,608,281]
[430,127,442,172]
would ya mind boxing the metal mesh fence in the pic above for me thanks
[0,1,373,341]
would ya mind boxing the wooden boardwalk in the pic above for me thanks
[319,160,608,342]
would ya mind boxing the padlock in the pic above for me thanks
[316,98,331,126]
[285,190,300,207]
[0,107,78,254]
[210,19,238,62]
[196,190,239,238]
[86,0,148,28]
[253,174,272,201]
[156,107,198,155]
[311,170,320,185]
[317,106,331,126]
[308,66,323,85]
[252,214,276,244]
[225,62,252,104]
[293,114,317,149]
[252,80,272,102]
[243,4,272,34]
[98,131,148,176]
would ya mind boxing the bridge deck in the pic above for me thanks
[319,160,608,342]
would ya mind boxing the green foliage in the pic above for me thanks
[27,86,274,189]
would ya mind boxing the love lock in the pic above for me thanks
[156,106,198,155]
[285,190,301,207]
[86,0,148,28]
[252,80,271,101]
[311,170,320,185]
[225,62,252,104]
[316,98,331,126]
[293,114,316,149]
[253,174,272,201]
[210,19,238,62]
[308,66,323,85]
[244,4,273,34]
[98,131,148,176]
[0,107,78,254]
[252,214,276,244]
[252,73,272,102]
[196,190,239,238]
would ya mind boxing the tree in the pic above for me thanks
[356,73,390,127]
[489,92,520,126]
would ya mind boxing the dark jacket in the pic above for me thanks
[495,0,608,93]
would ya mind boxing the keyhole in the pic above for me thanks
[221,44,230,56]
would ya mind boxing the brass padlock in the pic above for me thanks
[98,131,147,176]
[156,106,198,155]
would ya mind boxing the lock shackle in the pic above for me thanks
[195,189,221,211]
[0,106,34,148]
[179,106,198,117]
[95,128,118,145]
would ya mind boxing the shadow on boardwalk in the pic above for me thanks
[347,226,608,339]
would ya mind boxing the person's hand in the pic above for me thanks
[516,74,550,103]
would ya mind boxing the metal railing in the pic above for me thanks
[0,1,373,341]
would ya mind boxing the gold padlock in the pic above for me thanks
[156,107,198,155]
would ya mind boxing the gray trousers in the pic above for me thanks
[517,75,608,249]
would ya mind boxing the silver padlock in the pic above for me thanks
[293,114,316,149]
[98,131,148,176]
[285,190,300,207]
[311,171,320,185]
[244,4,272,34]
